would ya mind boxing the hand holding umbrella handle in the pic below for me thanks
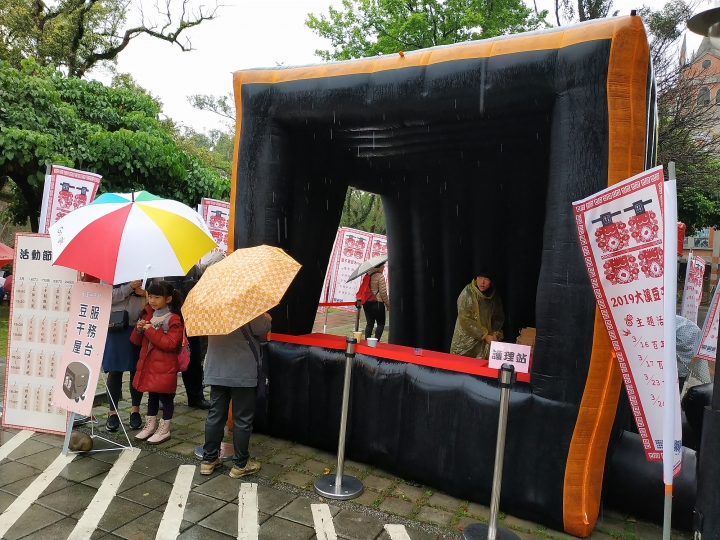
[141,264,151,290]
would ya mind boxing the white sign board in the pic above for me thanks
[680,253,705,325]
[488,342,531,373]
[200,198,230,262]
[319,227,389,311]
[51,281,112,416]
[38,165,102,234]
[1,234,77,434]
[573,165,681,473]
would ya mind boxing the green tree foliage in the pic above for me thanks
[0,0,218,78]
[171,125,234,179]
[306,0,548,61]
[340,188,386,234]
[0,59,229,231]
[677,187,720,234]
[553,0,618,26]
[187,92,235,123]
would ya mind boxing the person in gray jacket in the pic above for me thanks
[200,312,272,478]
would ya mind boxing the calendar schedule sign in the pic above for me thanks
[1,234,78,434]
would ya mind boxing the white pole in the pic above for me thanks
[662,163,679,540]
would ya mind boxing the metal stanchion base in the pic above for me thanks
[462,523,522,540]
[314,474,364,500]
[194,442,234,461]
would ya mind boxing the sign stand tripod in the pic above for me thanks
[62,372,133,456]
[463,364,520,540]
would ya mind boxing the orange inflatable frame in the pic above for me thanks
[228,16,652,536]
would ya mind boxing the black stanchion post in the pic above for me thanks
[463,364,520,540]
[354,299,362,333]
[693,340,720,540]
[314,336,364,500]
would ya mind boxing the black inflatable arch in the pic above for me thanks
[229,16,658,536]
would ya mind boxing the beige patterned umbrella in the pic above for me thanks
[182,245,301,336]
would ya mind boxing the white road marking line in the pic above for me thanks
[155,465,195,540]
[237,482,259,540]
[384,523,412,540]
[68,448,140,540]
[0,451,76,538]
[311,503,338,540]
[0,430,34,461]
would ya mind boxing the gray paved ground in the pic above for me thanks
[0,305,701,540]
[0,424,693,540]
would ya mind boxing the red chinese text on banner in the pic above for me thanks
[696,284,720,362]
[680,253,705,325]
[319,227,389,312]
[51,282,112,416]
[200,198,230,261]
[38,165,102,234]
[573,165,681,473]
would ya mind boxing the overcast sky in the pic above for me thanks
[102,0,710,134]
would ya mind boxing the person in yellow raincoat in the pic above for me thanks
[450,270,504,359]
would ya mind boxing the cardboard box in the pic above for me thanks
[516,327,536,352]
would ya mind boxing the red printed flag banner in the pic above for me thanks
[680,253,705,325]
[696,284,719,362]
[200,198,230,261]
[573,165,681,472]
[39,165,102,234]
[319,227,388,312]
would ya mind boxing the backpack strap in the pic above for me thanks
[240,325,261,366]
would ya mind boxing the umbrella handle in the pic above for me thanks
[141,264,151,290]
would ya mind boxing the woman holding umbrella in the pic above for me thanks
[181,245,301,478]
[47,190,220,431]
[104,280,146,432]
[362,264,390,340]
[347,256,390,341]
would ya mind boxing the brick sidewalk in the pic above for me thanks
[0,325,692,540]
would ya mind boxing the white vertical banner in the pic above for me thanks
[662,179,681,484]
[38,166,102,234]
[50,281,112,416]
[572,165,681,473]
[696,284,720,362]
[680,252,705,325]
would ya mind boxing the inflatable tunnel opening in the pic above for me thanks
[236,64,563,352]
[340,187,386,235]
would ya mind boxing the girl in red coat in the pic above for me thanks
[131,281,184,445]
